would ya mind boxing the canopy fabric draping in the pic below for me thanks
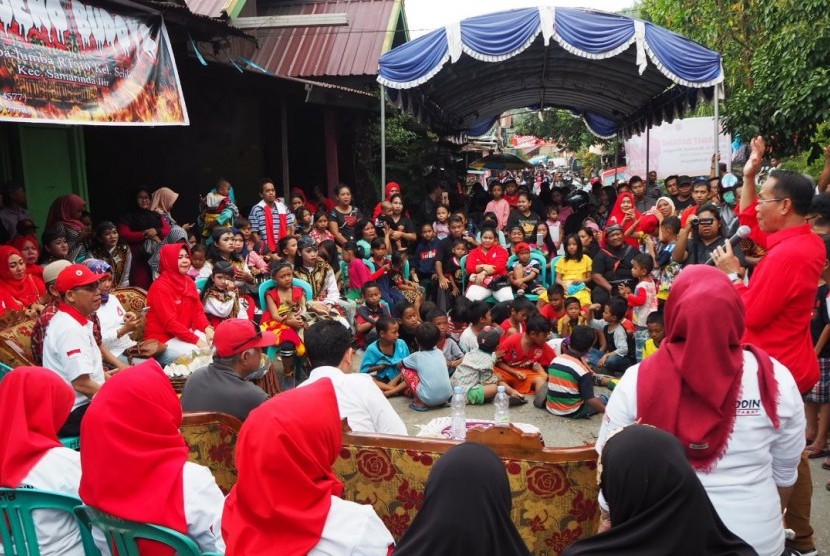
[377,7,723,139]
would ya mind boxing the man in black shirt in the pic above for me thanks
[671,175,695,212]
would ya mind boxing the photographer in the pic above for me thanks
[673,204,747,270]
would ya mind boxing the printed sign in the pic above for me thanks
[0,0,188,125]
[625,117,730,177]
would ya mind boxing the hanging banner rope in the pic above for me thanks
[0,0,189,125]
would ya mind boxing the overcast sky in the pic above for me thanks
[405,0,638,38]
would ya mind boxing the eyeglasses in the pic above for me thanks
[72,282,101,292]
[230,321,262,353]
[757,198,785,205]
[697,218,715,226]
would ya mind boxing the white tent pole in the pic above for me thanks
[380,84,386,198]
[713,85,720,158]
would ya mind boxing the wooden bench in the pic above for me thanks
[178,413,599,555]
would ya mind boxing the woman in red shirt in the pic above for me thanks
[465,227,513,302]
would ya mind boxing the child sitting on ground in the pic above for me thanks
[642,310,664,359]
[202,260,246,327]
[201,178,239,238]
[497,314,555,395]
[427,309,464,374]
[458,301,492,353]
[447,296,470,343]
[395,299,422,353]
[557,296,587,338]
[500,296,535,336]
[261,260,307,378]
[398,322,454,411]
[541,325,610,416]
[588,297,636,375]
[538,283,566,329]
[354,281,391,351]
[452,327,525,405]
[618,253,657,361]
[361,316,410,397]
[509,242,545,296]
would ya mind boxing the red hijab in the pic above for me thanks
[0,367,74,487]
[156,243,200,303]
[223,378,343,555]
[0,245,45,312]
[373,181,402,219]
[10,235,43,279]
[605,192,641,247]
[636,266,779,472]
[46,194,86,231]
[79,360,189,555]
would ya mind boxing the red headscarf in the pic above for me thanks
[46,194,87,231]
[10,235,43,279]
[0,245,45,313]
[156,243,200,303]
[636,266,779,472]
[79,360,189,555]
[605,192,641,247]
[0,367,74,487]
[223,378,343,555]
[373,181,402,219]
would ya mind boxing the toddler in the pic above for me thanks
[433,204,451,240]
[398,323,453,411]
[202,261,246,327]
[451,327,523,405]
[201,178,239,238]
[618,253,657,361]
[509,242,544,296]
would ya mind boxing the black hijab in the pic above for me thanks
[120,187,162,232]
[393,442,531,556]
[562,425,756,556]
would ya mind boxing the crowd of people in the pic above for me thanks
[1,136,829,554]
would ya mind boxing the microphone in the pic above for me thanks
[705,225,751,265]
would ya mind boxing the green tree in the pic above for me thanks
[513,109,602,152]
[639,0,830,159]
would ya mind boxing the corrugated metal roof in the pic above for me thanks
[249,0,399,78]
[184,0,230,18]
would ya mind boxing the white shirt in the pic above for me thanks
[93,462,225,555]
[96,297,137,357]
[42,310,105,411]
[459,326,478,353]
[301,366,407,436]
[597,352,805,556]
[6,447,84,556]
[310,496,393,556]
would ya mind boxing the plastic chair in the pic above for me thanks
[195,277,208,292]
[459,254,496,304]
[0,488,99,555]
[257,278,313,359]
[74,505,221,556]
[506,250,548,301]
[59,436,80,451]
[550,255,563,287]
[0,361,12,382]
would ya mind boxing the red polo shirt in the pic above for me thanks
[735,222,824,393]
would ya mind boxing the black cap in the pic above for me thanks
[678,175,692,186]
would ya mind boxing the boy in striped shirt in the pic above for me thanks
[546,325,610,418]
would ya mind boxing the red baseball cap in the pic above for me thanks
[213,319,276,357]
[515,242,531,253]
[56,264,109,294]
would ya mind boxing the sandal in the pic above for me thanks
[509,394,527,407]
[805,446,829,459]
[408,402,429,412]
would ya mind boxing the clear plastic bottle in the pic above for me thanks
[450,386,466,440]
[494,385,510,426]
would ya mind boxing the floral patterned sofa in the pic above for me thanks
[0,287,147,369]
[179,413,599,555]
[179,411,242,495]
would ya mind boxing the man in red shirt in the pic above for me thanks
[496,314,554,396]
[713,136,823,556]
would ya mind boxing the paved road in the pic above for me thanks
[386,393,830,555]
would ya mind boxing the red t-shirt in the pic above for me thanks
[499,333,554,369]
[540,304,566,328]
[500,318,526,335]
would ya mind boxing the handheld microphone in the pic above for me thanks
[705,225,751,265]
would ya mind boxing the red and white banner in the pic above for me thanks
[0,0,188,125]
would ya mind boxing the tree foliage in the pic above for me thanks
[513,109,603,152]
[638,0,830,159]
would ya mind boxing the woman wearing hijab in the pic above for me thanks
[79,360,225,555]
[44,194,90,262]
[604,192,641,247]
[563,425,756,556]
[0,367,85,555]
[150,187,193,232]
[10,234,43,280]
[222,378,393,556]
[394,442,531,556]
[624,196,676,239]
[0,245,45,319]
[118,187,171,289]
[597,266,805,556]
[373,181,402,219]
[144,244,213,365]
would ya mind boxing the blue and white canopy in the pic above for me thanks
[378,7,724,138]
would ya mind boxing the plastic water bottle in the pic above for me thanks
[450,386,466,440]
[494,386,510,426]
